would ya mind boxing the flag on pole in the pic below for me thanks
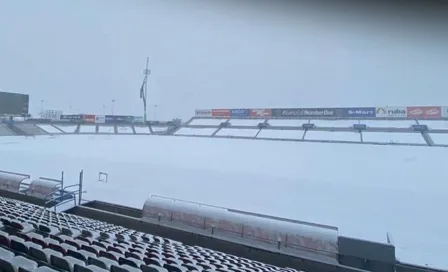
[139,80,145,99]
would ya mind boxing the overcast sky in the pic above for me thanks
[0,0,447,119]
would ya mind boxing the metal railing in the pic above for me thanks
[43,183,86,211]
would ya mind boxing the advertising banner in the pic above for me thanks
[230,109,249,118]
[341,107,376,118]
[195,109,212,117]
[60,114,83,120]
[375,107,407,118]
[442,107,448,118]
[133,116,144,123]
[407,106,441,119]
[95,115,106,124]
[250,109,272,118]
[212,109,230,117]
[83,114,95,123]
[105,115,134,123]
[271,108,342,118]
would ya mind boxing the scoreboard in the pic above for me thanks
[0,91,29,115]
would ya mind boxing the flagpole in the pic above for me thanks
[143,57,150,122]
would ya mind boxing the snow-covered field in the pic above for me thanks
[0,134,446,269]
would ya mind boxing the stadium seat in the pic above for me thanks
[51,255,85,272]
[74,264,109,272]
[0,196,301,272]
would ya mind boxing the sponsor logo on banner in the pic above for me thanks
[83,114,95,123]
[230,109,249,118]
[342,107,376,118]
[105,115,134,123]
[195,109,212,117]
[407,106,441,119]
[250,109,272,118]
[271,108,342,118]
[60,114,83,120]
[212,109,230,117]
[375,107,407,118]
[95,115,105,124]
[443,107,448,118]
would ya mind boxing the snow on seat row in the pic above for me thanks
[53,125,77,133]
[0,196,303,272]
[0,124,16,136]
[98,125,115,134]
[36,125,62,134]
[174,128,215,136]
[134,125,150,134]
[362,132,426,145]
[79,125,96,133]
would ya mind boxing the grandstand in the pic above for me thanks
[0,106,447,272]
[1,106,447,147]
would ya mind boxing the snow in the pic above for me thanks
[257,129,305,140]
[0,124,16,136]
[428,133,448,145]
[0,135,447,269]
[117,126,134,134]
[312,120,360,128]
[418,121,448,130]
[216,128,259,138]
[362,120,418,128]
[98,125,115,134]
[228,119,263,126]
[54,125,77,133]
[36,124,62,134]
[304,131,361,142]
[190,118,228,126]
[151,126,168,133]
[79,125,96,133]
[362,132,426,145]
[134,126,150,134]
[268,119,306,127]
[175,128,215,136]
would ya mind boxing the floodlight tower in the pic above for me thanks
[142,57,151,122]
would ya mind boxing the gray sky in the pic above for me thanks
[1,0,447,120]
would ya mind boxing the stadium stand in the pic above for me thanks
[0,184,441,272]
[0,196,306,272]
[13,123,48,136]
[0,124,16,136]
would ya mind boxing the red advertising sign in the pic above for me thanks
[406,106,441,119]
[83,114,96,123]
[212,109,230,117]
[250,109,272,118]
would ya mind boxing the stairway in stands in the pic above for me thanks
[6,124,27,136]
[12,123,48,136]
[0,124,17,136]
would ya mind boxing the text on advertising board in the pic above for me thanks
[250,109,272,118]
[95,115,106,124]
[61,114,82,120]
[105,115,134,123]
[212,109,230,117]
[272,108,342,118]
[230,109,249,118]
[407,106,441,119]
[375,107,407,118]
[342,107,376,118]
[83,114,95,123]
[195,109,212,117]
[443,107,448,118]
